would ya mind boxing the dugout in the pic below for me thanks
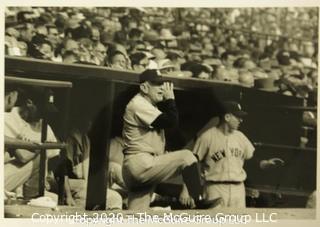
[5,56,317,209]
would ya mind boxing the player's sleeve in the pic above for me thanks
[46,125,58,143]
[239,132,255,159]
[192,131,211,161]
[151,99,179,129]
[4,112,20,138]
[134,102,162,127]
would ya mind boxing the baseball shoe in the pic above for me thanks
[194,197,222,209]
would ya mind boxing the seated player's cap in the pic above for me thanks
[17,86,59,114]
[139,69,171,85]
[222,101,247,118]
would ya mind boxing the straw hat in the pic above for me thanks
[254,78,279,92]
[157,59,175,70]
[158,28,176,40]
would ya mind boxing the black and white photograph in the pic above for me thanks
[2,1,319,226]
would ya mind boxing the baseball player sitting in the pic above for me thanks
[122,69,218,210]
[192,101,255,208]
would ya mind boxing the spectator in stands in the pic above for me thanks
[54,12,68,34]
[28,34,54,60]
[113,30,128,47]
[107,50,129,70]
[128,40,147,54]
[46,24,61,50]
[151,47,167,66]
[308,68,318,88]
[225,36,239,52]
[18,41,28,57]
[78,38,95,64]
[35,24,48,36]
[65,12,91,40]
[128,28,143,42]
[92,42,107,66]
[221,51,237,68]
[300,41,317,69]
[238,69,255,87]
[130,52,149,72]
[214,66,232,82]
[5,27,20,40]
[221,51,239,83]
[5,28,21,56]
[18,23,35,44]
[275,50,314,97]
[44,24,63,62]
[157,59,176,75]
[91,26,101,44]
[258,55,273,71]
[213,43,226,58]
[62,39,80,56]
[181,62,212,79]
[167,51,186,71]
[62,50,79,64]
[233,57,257,71]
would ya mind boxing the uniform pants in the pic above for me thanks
[204,182,245,208]
[69,179,123,210]
[4,155,40,198]
[122,149,198,210]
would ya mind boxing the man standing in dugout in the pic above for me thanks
[122,69,218,210]
[192,101,255,208]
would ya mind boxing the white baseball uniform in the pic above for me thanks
[193,126,254,207]
[122,93,197,210]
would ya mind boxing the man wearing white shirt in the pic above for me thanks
[4,86,74,204]
[4,86,41,199]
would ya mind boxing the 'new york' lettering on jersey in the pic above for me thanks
[210,147,245,162]
[193,127,254,182]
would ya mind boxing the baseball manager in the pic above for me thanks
[122,69,217,210]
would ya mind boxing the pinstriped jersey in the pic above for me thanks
[193,127,254,182]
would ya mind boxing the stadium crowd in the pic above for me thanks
[5,7,318,99]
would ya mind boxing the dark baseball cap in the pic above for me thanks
[18,87,59,114]
[222,101,247,118]
[139,69,171,85]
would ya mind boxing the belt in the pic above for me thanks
[124,152,158,157]
[208,181,243,185]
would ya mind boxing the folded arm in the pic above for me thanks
[14,148,40,164]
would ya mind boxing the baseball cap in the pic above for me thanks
[139,69,171,85]
[222,101,247,118]
[17,87,59,114]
